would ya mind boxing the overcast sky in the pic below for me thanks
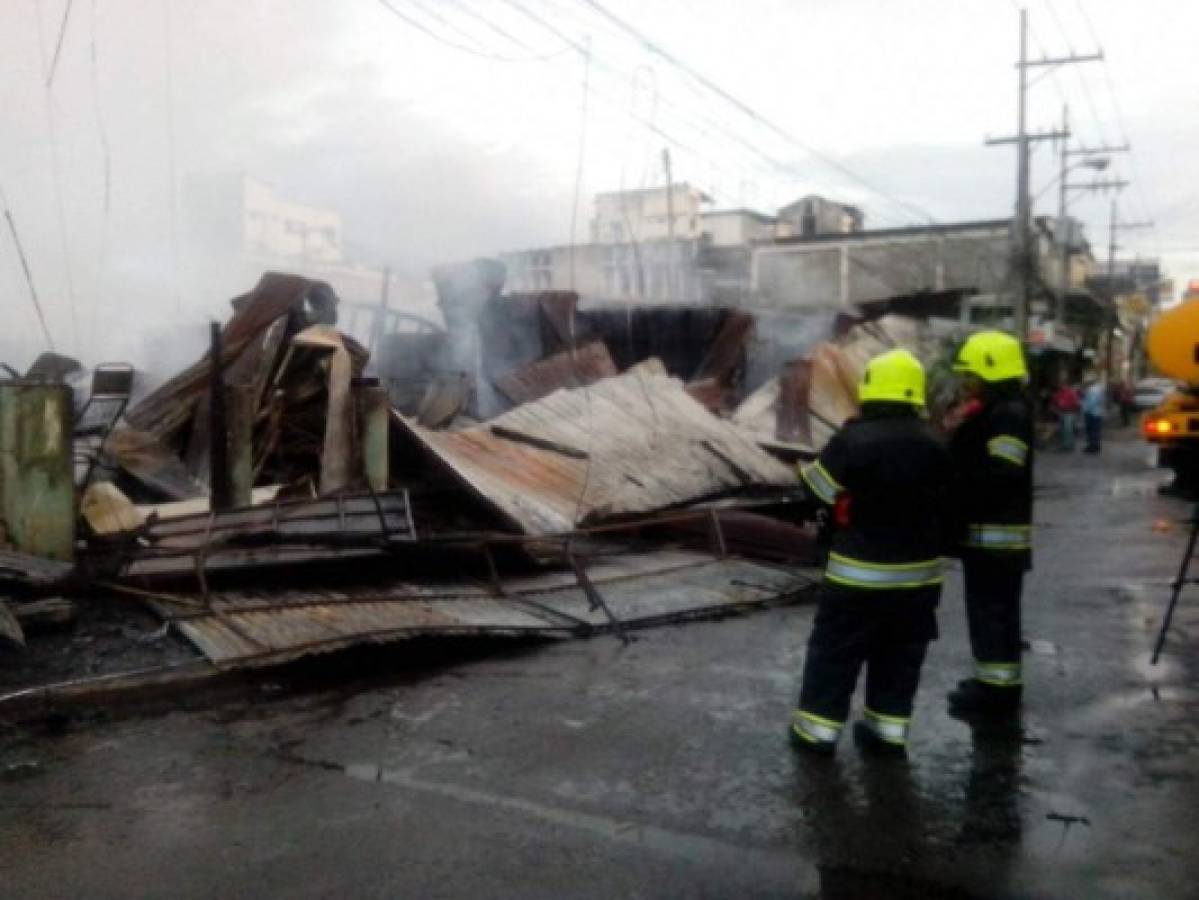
[2,0,1196,369]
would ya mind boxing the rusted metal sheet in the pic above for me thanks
[174,598,558,668]
[162,551,818,668]
[121,545,384,579]
[691,310,753,385]
[524,556,811,628]
[125,273,327,444]
[395,361,795,535]
[0,382,75,560]
[117,491,416,579]
[494,340,617,406]
[144,491,414,548]
[776,359,813,444]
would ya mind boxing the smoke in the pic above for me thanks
[0,0,577,378]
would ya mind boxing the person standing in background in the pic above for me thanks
[1082,374,1106,454]
[1051,379,1081,452]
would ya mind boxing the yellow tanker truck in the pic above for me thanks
[1143,301,1199,497]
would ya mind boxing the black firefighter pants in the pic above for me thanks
[962,552,1025,684]
[797,583,939,726]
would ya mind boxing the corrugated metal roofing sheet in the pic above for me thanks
[165,551,816,668]
[397,362,796,535]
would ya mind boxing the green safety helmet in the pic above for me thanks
[858,349,926,407]
[954,330,1028,383]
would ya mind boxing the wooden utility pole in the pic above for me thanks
[986,7,1100,341]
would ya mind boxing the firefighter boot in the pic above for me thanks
[788,714,837,757]
[947,678,1022,716]
[853,721,907,758]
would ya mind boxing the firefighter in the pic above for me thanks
[945,330,1033,716]
[790,349,955,757]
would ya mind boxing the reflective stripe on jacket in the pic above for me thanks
[824,552,943,590]
[949,387,1034,566]
[799,404,955,587]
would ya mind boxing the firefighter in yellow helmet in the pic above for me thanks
[790,349,955,756]
[946,330,1033,717]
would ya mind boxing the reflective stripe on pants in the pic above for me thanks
[863,707,910,745]
[965,524,1032,551]
[975,660,1023,687]
[791,709,843,745]
[824,553,943,590]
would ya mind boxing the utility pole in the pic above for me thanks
[662,147,675,300]
[1055,104,1130,323]
[986,7,1101,342]
[1103,197,1153,378]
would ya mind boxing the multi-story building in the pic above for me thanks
[776,195,864,238]
[504,187,869,305]
[182,172,440,341]
[590,184,711,244]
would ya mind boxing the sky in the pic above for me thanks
[1,0,1196,371]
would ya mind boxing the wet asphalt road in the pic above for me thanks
[3,430,1199,898]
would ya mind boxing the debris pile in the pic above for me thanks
[1,269,840,704]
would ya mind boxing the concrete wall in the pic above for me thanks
[752,225,1013,310]
[501,240,710,305]
[701,211,776,247]
[591,186,708,244]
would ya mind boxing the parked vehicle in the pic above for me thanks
[1134,377,1179,411]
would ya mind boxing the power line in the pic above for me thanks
[45,0,76,88]
[1072,0,1158,236]
[501,0,913,225]
[162,0,179,312]
[569,36,591,291]
[375,0,572,62]
[1040,0,1109,148]
[573,0,938,224]
[499,0,833,214]
[1,186,56,350]
[33,0,80,354]
[446,0,565,56]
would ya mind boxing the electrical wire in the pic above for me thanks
[569,36,591,292]
[87,0,111,358]
[574,0,939,224]
[33,0,79,354]
[498,0,833,221]
[45,0,75,88]
[513,0,917,226]
[1,185,56,350]
[376,0,572,62]
[447,0,570,57]
[162,0,179,312]
[1071,0,1158,245]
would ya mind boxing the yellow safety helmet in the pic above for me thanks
[953,330,1028,383]
[858,349,926,407]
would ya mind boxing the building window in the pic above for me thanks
[529,251,552,290]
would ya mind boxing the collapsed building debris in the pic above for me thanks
[397,360,797,535]
[2,268,839,700]
[149,550,812,669]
